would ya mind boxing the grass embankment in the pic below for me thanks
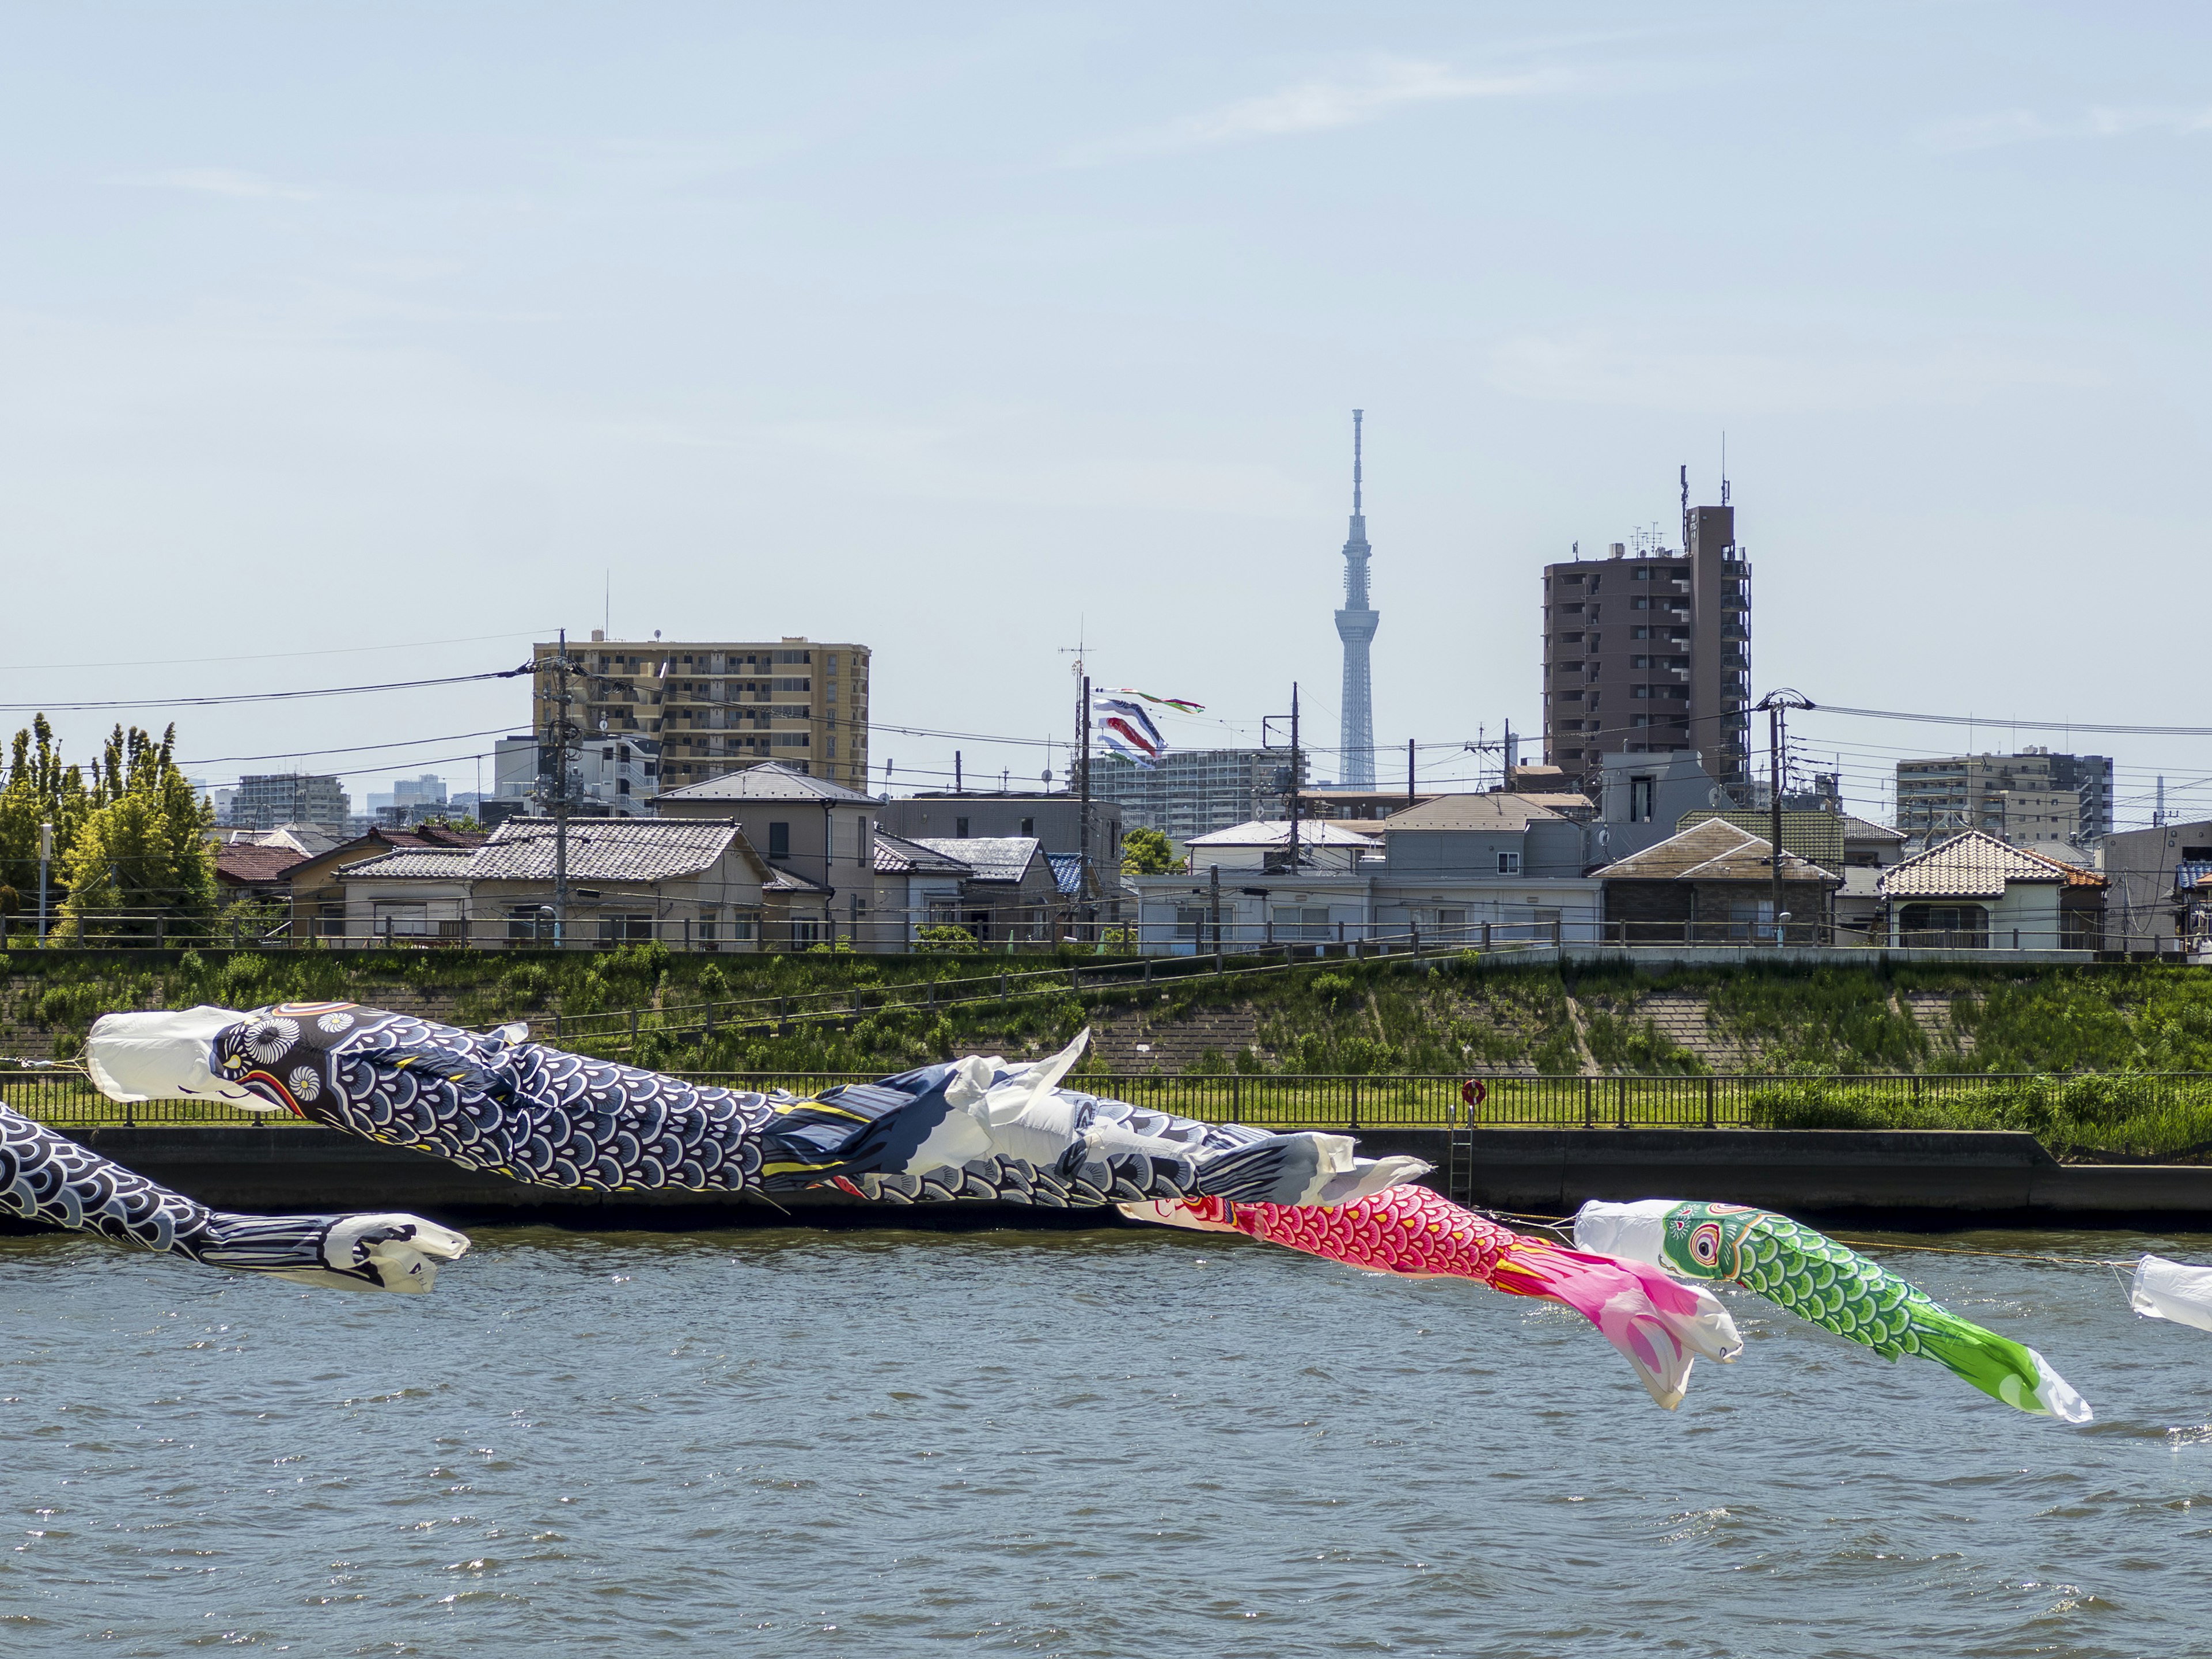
[7,949,2212,1156]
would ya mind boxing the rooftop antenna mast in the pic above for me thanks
[1680,464,1690,555]
[1721,432,1730,507]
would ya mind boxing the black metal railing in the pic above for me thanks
[12,1067,2212,1137]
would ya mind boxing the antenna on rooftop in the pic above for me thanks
[1721,432,1730,506]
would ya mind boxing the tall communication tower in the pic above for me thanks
[1333,410,1379,788]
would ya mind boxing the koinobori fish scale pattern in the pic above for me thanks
[0,1096,422,1289]
[207,1003,1288,1207]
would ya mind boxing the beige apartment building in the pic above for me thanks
[1892,748,2112,847]
[532,634,871,795]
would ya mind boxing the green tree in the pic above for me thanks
[1120,825,1183,875]
[0,715,96,936]
[56,725,217,944]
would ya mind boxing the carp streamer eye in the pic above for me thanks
[1690,1222,1725,1268]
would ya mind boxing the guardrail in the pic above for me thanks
[13,1069,2212,1134]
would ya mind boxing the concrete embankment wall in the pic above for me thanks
[10,1126,2210,1232]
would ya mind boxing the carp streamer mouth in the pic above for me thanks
[235,1070,307,1117]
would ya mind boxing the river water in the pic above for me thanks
[6,1221,2212,1658]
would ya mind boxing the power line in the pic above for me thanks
[176,728,520,768]
[1,629,558,675]
[1820,703,2212,738]
[0,664,533,713]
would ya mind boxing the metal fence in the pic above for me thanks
[1,911,2158,958]
[12,1067,2212,1134]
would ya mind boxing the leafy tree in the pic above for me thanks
[1120,826,1183,875]
[56,725,216,943]
[0,716,97,934]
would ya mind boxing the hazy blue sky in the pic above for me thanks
[3,3,2207,824]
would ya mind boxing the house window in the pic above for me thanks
[791,918,825,946]
[1269,906,1331,941]
[1497,851,1521,874]
[1630,777,1656,821]
[1020,817,1035,837]
[507,906,555,942]
[955,817,970,838]
[698,906,718,944]
[597,913,655,942]
[317,902,346,937]
[1899,903,1989,948]
[768,821,790,859]
[1175,906,1208,944]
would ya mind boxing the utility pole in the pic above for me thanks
[1078,671,1093,940]
[1755,688,1813,944]
[1407,738,1416,805]
[540,629,584,948]
[1287,683,1301,874]
[37,821,51,940]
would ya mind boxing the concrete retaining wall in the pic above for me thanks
[7,1125,2208,1232]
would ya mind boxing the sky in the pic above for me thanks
[2,2,2209,827]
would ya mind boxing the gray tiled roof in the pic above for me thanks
[342,819,743,884]
[657,761,877,805]
[873,831,972,876]
[1380,793,1564,831]
[335,848,481,881]
[1596,817,1839,885]
[909,836,1039,884]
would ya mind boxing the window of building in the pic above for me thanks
[1270,906,1331,941]
[1020,817,1035,836]
[955,817,970,838]
[698,906,718,944]
[1497,850,1521,874]
[597,914,654,942]
[790,918,825,946]
[1631,596,1649,609]
[1631,655,1650,668]
[1631,626,1649,639]
[1899,903,1988,948]
[1630,777,1656,822]
[768,821,790,859]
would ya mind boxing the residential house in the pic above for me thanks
[335,817,772,948]
[902,836,1064,945]
[871,831,974,948]
[1878,830,2105,950]
[1592,818,1840,943]
[656,761,880,943]
[1131,796,1606,952]
[284,824,489,941]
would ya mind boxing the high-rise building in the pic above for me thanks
[531,634,871,796]
[1540,492,1753,798]
[1332,410,1378,789]
[1894,748,2112,845]
[1090,747,1302,844]
[226,773,351,833]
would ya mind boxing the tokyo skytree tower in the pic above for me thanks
[1332,409,1379,787]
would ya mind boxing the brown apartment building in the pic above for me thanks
[1540,502,1753,798]
[532,634,871,795]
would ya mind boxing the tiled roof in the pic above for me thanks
[873,831,972,876]
[334,848,480,881]
[1188,819,1382,847]
[1677,810,1846,869]
[1880,830,2105,899]
[908,836,1040,884]
[215,845,308,884]
[763,866,832,894]
[338,819,744,885]
[1046,852,1085,896]
[1595,817,1840,885]
[1378,794,1563,831]
[658,762,877,805]
[1840,815,1906,843]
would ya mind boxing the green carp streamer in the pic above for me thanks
[1575,1200,2091,1422]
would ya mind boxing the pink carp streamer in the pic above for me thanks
[1127,1184,1741,1409]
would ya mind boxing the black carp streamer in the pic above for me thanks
[0,1093,466,1293]
[85,1002,1426,1218]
